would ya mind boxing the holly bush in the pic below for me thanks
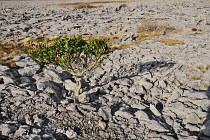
[27,35,110,96]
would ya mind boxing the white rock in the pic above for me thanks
[78,92,90,103]
[135,110,150,122]
[29,134,41,140]
[185,123,200,132]
[66,105,76,111]
[25,114,33,126]
[150,104,161,117]
[64,79,77,91]
[185,112,201,124]
[0,65,9,71]
[146,120,168,132]
[43,134,56,140]
[44,68,63,83]
[66,129,77,139]
[166,90,181,105]
[114,107,134,119]
[98,106,112,121]
[98,121,107,129]
[14,125,30,136]
[0,76,13,84]
[32,128,42,134]
[1,124,17,136]
[131,104,147,110]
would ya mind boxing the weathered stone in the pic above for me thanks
[9,87,29,97]
[79,104,97,111]
[114,107,134,119]
[0,65,9,71]
[32,128,42,134]
[42,133,55,139]
[135,110,150,122]
[150,104,161,117]
[66,129,77,139]
[185,123,200,132]
[64,79,77,91]
[14,125,30,136]
[185,112,201,124]
[20,76,31,83]
[25,114,33,126]
[58,107,67,112]
[44,69,63,83]
[15,60,32,67]
[161,134,176,140]
[18,65,39,76]
[65,105,76,111]
[60,99,71,105]
[98,121,107,129]
[166,90,181,104]
[1,124,17,136]
[29,134,41,140]
[147,120,169,132]
[99,130,109,138]
[0,76,13,84]
[78,92,90,103]
[131,103,147,110]
[36,80,61,94]
[118,78,133,86]
[0,1,210,139]
[33,115,44,127]
[98,106,112,121]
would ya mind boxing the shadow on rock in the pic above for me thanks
[199,86,210,139]
[92,60,175,88]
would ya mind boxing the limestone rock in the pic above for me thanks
[114,107,134,119]
[1,124,17,136]
[98,106,112,121]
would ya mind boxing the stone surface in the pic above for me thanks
[0,0,210,139]
[1,124,17,136]
[66,129,77,139]
[98,106,112,121]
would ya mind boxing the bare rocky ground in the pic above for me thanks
[0,0,210,139]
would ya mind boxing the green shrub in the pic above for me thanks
[27,35,110,96]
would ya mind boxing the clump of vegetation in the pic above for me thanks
[136,19,175,42]
[111,44,131,51]
[0,37,53,67]
[27,35,110,96]
[157,38,184,46]
[132,19,185,46]
[0,56,17,67]
[138,19,175,33]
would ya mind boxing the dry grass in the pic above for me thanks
[72,4,101,9]
[111,44,131,51]
[196,65,210,73]
[0,43,29,67]
[106,34,125,42]
[0,43,29,59]
[121,4,127,7]
[134,31,161,43]
[131,20,176,45]
[180,28,202,32]
[0,57,17,67]
[190,76,202,81]
[0,37,59,67]
[49,0,133,9]
[157,38,184,46]
[138,20,175,33]
[180,28,203,36]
